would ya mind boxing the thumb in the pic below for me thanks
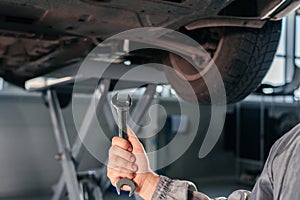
[127,126,143,150]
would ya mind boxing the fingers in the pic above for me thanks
[107,143,138,188]
[109,144,135,161]
[108,167,136,179]
[108,153,138,172]
[112,128,144,155]
[112,136,133,151]
[107,167,136,185]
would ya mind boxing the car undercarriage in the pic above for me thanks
[0,0,299,103]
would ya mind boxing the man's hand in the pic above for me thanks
[107,127,160,199]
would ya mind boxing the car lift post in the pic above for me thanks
[47,89,82,200]
[51,79,111,200]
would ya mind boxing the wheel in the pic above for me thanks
[164,21,282,104]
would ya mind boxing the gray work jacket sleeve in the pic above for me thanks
[151,176,250,200]
[151,123,300,200]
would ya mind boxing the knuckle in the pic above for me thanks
[121,140,129,148]
[123,153,131,162]
[109,146,116,156]
[120,140,127,149]
[112,136,119,145]
[126,152,133,161]
[107,159,113,168]
[112,137,129,150]
[111,145,117,151]
[108,148,113,156]
[126,161,133,169]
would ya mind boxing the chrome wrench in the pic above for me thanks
[111,93,136,197]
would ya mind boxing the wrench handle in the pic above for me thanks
[117,110,128,140]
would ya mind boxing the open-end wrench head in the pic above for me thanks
[116,178,136,197]
[111,93,132,110]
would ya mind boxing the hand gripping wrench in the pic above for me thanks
[111,93,136,197]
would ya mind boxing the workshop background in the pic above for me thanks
[0,8,300,200]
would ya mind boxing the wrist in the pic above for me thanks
[137,172,160,200]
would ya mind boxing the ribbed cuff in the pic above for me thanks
[152,176,173,199]
[151,176,197,200]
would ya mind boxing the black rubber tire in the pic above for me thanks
[164,21,282,104]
